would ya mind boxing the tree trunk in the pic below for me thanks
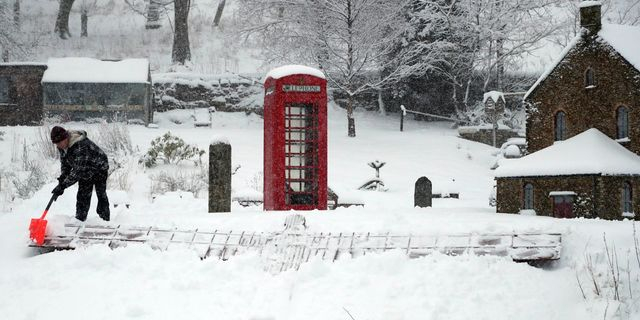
[377,88,386,116]
[145,0,161,29]
[81,8,87,37]
[54,0,75,39]
[212,0,225,27]
[347,95,356,137]
[172,0,191,64]
[496,41,504,91]
[346,0,356,137]
[13,0,20,30]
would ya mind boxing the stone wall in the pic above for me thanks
[496,175,640,220]
[152,72,264,115]
[526,34,640,155]
[458,126,522,147]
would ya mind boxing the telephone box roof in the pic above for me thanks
[264,65,325,82]
[42,57,150,84]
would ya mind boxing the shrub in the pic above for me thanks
[93,122,134,156]
[149,167,208,197]
[34,125,59,160]
[142,132,205,168]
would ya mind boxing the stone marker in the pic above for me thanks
[209,140,231,213]
[414,176,432,208]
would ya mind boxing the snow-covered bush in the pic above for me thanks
[92,122,134,156]
[34,125,59,160]
[149,166,208,197]
[141,132,205,168]
[575,232,640,317]
[107,157,140,191]
[4,158,48,199]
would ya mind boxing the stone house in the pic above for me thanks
[525,2,640,154]
[495,2,640,220]
[0,63,47,126]
[496,129,640,220]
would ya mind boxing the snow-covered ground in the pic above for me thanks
[1,105,639,319]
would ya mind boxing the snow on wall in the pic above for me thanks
[578,1,602,8]
[264,65,326,82]
[42,58,150,83]
[153,72,259,89]
[495,128,640,177]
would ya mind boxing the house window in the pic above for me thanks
[554,111,567,141]
[0,76,12,104]
[622,181,633,215]
[523,183,534,210]
[585,68,595,88]
[617,106,629,139]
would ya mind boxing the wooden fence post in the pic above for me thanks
[209,140,231,213]
[400,104,405,132]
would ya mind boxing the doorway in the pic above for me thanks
[552,195,574,218]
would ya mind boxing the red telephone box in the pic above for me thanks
[263,65,328,211]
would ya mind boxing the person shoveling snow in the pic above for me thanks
[50,126,110,222]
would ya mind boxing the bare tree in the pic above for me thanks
[239,0,446,137]
[0,1,21,60]
[13,0,19,30]
[172,0,190,64]
[78,0,99,37]
[54,0,75,39]
[213,0,226,27]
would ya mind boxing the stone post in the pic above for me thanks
[209,140,231,212]
[414,176,432,208]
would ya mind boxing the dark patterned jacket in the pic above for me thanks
[58,130,109,188]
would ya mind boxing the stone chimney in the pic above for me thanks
[580,1,602,34]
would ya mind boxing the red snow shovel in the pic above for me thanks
[29,194,57,245]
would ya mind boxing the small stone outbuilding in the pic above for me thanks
[496,129,639,220]
[0,63,47,125]
[42,58,153,124]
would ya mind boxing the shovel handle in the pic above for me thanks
[40,194,58,219]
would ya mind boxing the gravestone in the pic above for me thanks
[414,177,432,208]
[209,140,231,213]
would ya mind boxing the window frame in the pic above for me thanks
[0,75,14,104]
[616,106,629,139]
[523,183,534,210]
[554,111,567,141]
[622,181,633,215]
[585,67,596,88]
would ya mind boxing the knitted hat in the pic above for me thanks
[50,126,69,143]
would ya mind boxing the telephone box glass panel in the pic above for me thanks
[284,103,319,205]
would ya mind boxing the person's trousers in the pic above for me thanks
[76,171,110,221]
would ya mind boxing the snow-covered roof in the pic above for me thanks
[578,1,602,8]
[264,65,325,82]
[42,58,150,83]
[495,128,640,177]
[524,23,640,100]
[483,91,505,104]
[598,24,640,72]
